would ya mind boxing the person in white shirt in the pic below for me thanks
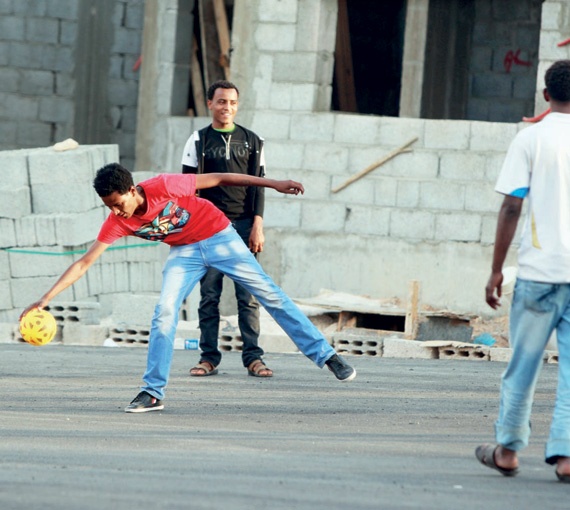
[476,60,570,483]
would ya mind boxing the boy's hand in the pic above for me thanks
[20,300,49,321]
[274,180,304,195]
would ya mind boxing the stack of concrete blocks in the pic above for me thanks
[0,144,170,346]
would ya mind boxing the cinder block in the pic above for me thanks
[438,344,490,361]
[0,279,12,310]
[62,323,109,346]
[300,201,345,232]
[16,121,52,147]
[395,180,419,208]
[0,252,9,279]
[25,17,59,44]
[54,208,105,246]
[332,328,384,356]
[8,248,73,278]
[333,114,382,144]
[344,205,390,236]
[111,293,158,326]
[542,2,562,30]
[273,53,321,84]
[376,117,425,147]
[490,347,513,363]
[330,176,375,205]
[28,148,93,185]
[304,143,349,172]
[465,182,504,213]
[260,334,299,353]
[291,83,319,111]
[435,213,482,242]
[14,216,37,246]
[219,334,243,353]
[383,337,437,359]
[259,0,297,22]
[0,218,17,248]
[470,121,518,151]
[389,209,435,239]
[108,324,150,346]
[0,150,29,187]
[419,181,465,210]
[255,23,296,51]
[440,152,487,181]
[289,112,336,142]
[386,150,439,180]
[424,120,470,150]
[39,96,74,123]
[45,301,101,325]
[34,215,57,246]
[263,199,301,228]
[250,110,291,140]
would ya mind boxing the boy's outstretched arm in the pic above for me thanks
[20,241,110,319]
[196,173,304,195]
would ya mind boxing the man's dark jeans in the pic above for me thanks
[197,218,263,367]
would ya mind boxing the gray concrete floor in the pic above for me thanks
[0,344,566,509]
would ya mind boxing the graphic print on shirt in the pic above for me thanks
[134,201,190,241]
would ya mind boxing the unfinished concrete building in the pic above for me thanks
[1,0,569,335]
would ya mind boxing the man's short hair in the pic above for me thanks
[93,163,134,197]
[207,80,239,100]
[545,60,570,102]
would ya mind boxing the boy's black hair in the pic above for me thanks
[545,60,570,102]
[93,163,134,197]
[207,80,239,100]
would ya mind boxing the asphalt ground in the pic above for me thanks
[0,344,567,510]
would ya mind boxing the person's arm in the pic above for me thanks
[20,240,110,318]
[485,194,523,309]
[195,173,304,195]
[249,215,265,253]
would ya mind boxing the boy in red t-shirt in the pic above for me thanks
[21,163,356,413]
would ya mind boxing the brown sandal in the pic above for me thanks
[189,361,218,377]
[247,360,273,378]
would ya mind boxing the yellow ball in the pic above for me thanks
[19,310,58,346]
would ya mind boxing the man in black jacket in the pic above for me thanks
[181,80,271,378]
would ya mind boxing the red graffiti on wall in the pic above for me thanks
[503,49,532,73]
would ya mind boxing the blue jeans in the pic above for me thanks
[141,225,336,399]
[198,218,263,368]
[495,278,570,464]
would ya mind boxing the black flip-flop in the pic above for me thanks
[475,444,519,477]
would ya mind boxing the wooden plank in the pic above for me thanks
[191,35,207,117]
[338,311,357,331]
[199,0,225,87]
[334,0,357,112]
[332,137,418,193]
[405,280,420,339]
[213,0,231,80]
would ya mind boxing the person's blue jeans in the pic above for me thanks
[198,218,263,368]
[495,278,570,464]
[141,225,336,399]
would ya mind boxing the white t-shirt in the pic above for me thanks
[496,112,570,282]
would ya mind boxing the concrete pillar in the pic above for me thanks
[399,0,429,118]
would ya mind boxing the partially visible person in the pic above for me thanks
[21,164,357,414]
[182,80,270,378]
[476,60,570,483]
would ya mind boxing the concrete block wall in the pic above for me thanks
[468,0,542,122]
[0,0,144,167]
[164,113,523,316]
[0,0,78,150]
[0,144,168,323]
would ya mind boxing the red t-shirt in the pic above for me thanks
[97,174,230,245]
